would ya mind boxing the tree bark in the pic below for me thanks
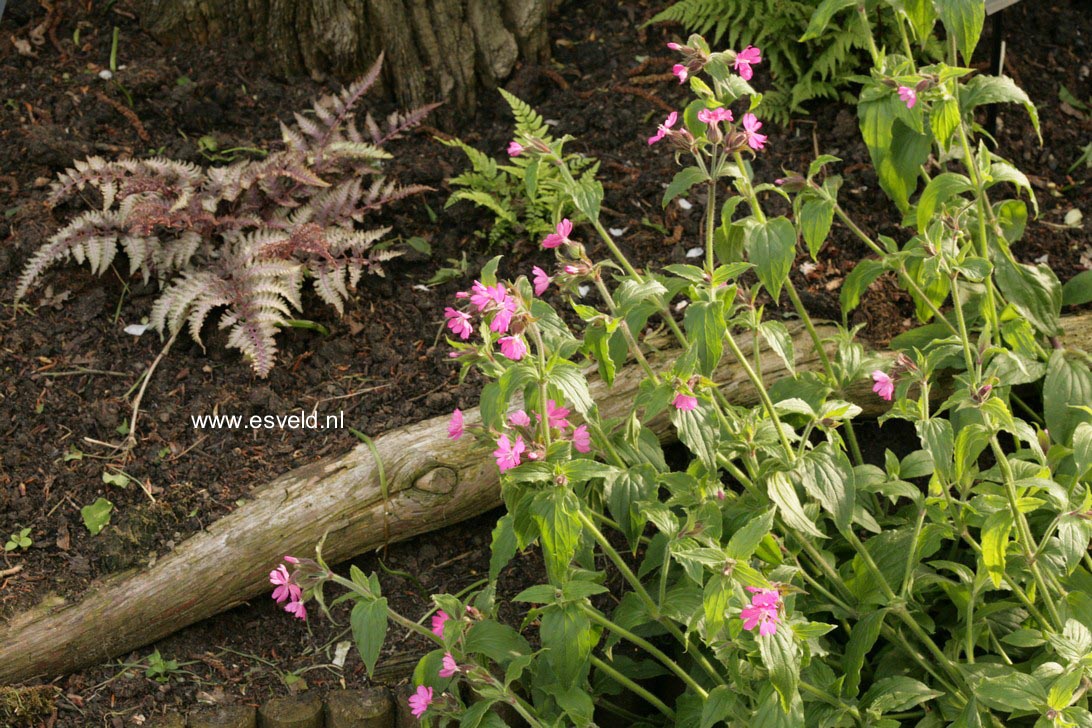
[135,0,551,121]
[2,313,1090,684]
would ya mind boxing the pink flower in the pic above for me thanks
[742,113,767,151]
[444,307,473,340]
[507,140,524,157]
[546,400,571,431]
[667,42,682,50]
[572,424,591,453]
[431,610,450,637]
[448,409,463,440]
[269,564,301,604]
[697,107,733,128]
[408,685,434,718]
[733,45,762,81]
[489,297,517,334]
[469,281,508,312]
[672,63,689,84]
[542,218,573,249]
[439,652,458,678]
[284,555,299,564]
[284,599,307,620]
[494,434,526,472]
[508,409,532,427]
[673,393,698,411]
[648,111,678,145]
[897,85,917,109]
[498,335,527,361]
[871,370,894,401]
[532,265,551,296]
[741,586,781,636]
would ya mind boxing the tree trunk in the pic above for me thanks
[135,0,551,121]
[2,313,1090,684]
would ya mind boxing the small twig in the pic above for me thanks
[124,328,181,452]
[0,565,24,578]
[93,90,150,142]
[36,368,129,378]
[165,434,209,462]
[612,84,675,114]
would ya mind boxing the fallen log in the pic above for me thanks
[3,313,1090,684]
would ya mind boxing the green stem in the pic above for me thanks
[581,605,709,699]
[590,655,675,720]
[591,276,660,384]
[528,324,552,447]
[949,275,979,380]
[723,330,795,461]
[899,506,927,599]
[989,436,1064,629]
[831,203,960,336]
[784,278,866,469]
[800,681,862,722]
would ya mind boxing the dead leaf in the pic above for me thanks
[12,37,38,58]
[56,525,70,551]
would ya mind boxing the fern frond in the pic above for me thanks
[499,90,551,140]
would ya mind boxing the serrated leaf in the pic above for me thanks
[793,443,855,532]
[81,498,113,535]
[685,300,726,376]
[701,685,739,728]
[799,198,834,259]
[663,167,708,208]
[939,0,985,64]
[768,471,825,538]
[350,598,388,678]
[746,217,796,300]
[759,626,800,713]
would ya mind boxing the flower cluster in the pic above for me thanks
[444,279,527,360]
[449,398,591,473]
[740,586,782,636]
[268,556,307,620]
[653,44,768,154]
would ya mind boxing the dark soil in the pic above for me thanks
[0,0,1089,724]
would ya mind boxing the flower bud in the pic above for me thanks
[775,174,806,192]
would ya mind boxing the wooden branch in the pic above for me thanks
[2,313,1090,684]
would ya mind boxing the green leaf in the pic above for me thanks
[759,321,796,375]
[752,685,804,727]
[1048,669,1084,712]
[793,443,855,532]
[973,670,1047,712]
[702,685,739,728]
[703,574,732,636]
[489,514,517,582]
[843,609,887,697]
[531,489,582,582]
[540,604,597,689]
[571,175,603,221]
[746,217,797,300]
[458,699,497,728]
[81,498,113,535]
[606,465,657,550]
[663,167,709,208]
[1073,422,1092,478]
[548,361,594,414]
[938,0,985,63]
[917,173,972,232]
[930,97,961,151]
[840,259,886,316]
[799,198,834,259]
[768,471,825,539]
[466,620,530,664]
[800,0,858,41]
[350,598,388,678]
[994,256,1062,337]
[961,75,1041,142]
[980,510,1013,588]
[685,301,726,376]
[863,676,944,714]
[1048,619,1092,665]
[673,400,720,472]
[1063,270,1092,307]
[859,96,931,211]
[1044,350,1092,445]
[902,0,937,42]
[726,509,776,560]
[917,418,954,482]
[759,626,801,713]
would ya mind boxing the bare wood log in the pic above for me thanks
[2,313,1090,684]
[134,0,551,122]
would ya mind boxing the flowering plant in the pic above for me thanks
[273,11,1092,726]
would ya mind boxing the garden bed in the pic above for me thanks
[0,0,1089,724]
